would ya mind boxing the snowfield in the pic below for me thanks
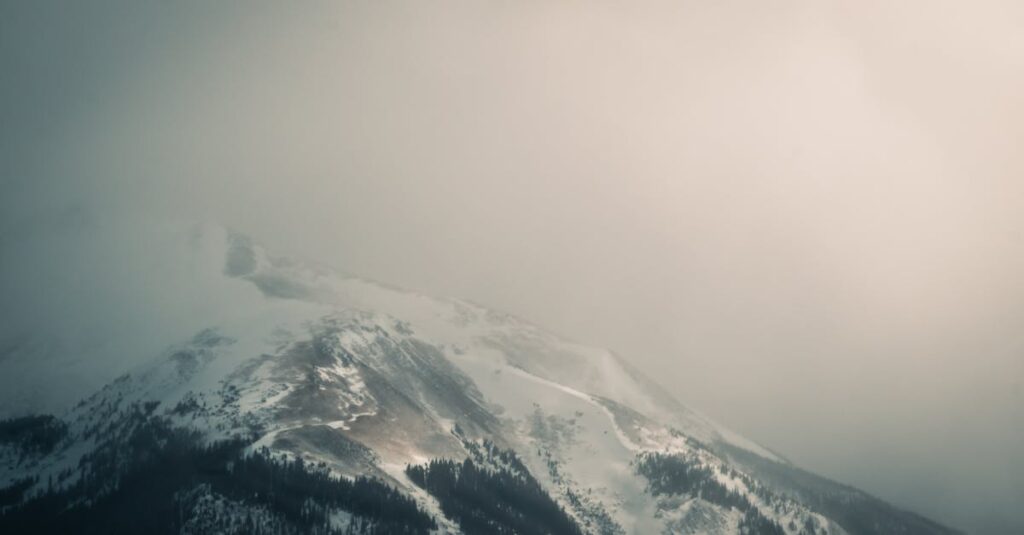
[0,225,959,535]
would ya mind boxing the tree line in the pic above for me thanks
[406,450,584,535]
[0,413,434,534]
[635,452,786,535]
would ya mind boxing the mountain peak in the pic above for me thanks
[0,226,959,535]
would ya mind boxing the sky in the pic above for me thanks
[2,2,1023,533]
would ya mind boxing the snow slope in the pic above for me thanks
[0,224,959,535]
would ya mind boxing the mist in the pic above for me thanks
[2,2,1022,533]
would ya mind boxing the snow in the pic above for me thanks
[1,225,839,533]
[445,348,663,533]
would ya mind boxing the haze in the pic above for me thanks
[2,2,1022,533]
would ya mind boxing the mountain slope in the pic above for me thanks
[0,225,960,535]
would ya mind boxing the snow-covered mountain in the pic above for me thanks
[0,225,959,534]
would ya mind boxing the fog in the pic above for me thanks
[2,2,1022,533]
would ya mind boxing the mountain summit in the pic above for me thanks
[0,225,958,534]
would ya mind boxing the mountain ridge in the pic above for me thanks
[0,224,961,534]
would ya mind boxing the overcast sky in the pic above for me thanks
[2,2,1022,533]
